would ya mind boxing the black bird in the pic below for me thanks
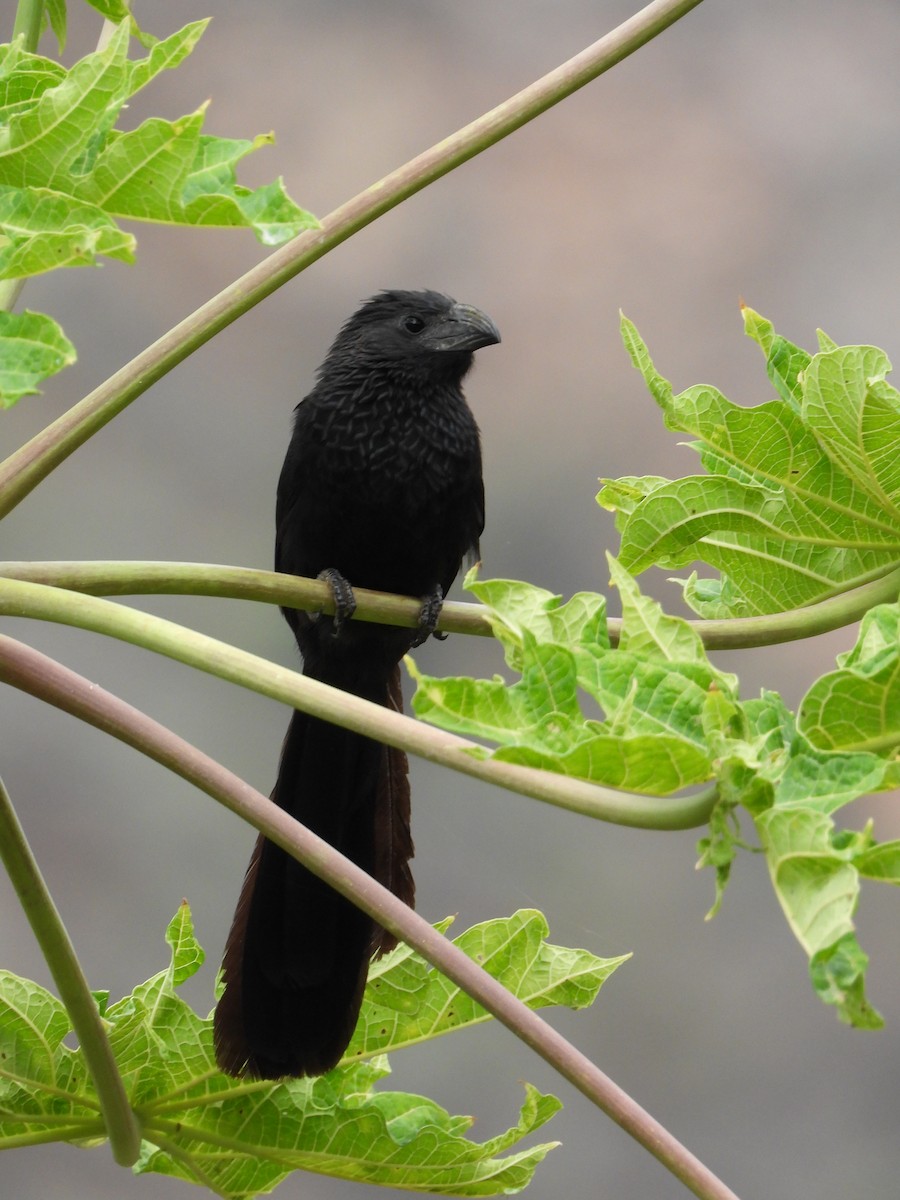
[214,290,500,1078]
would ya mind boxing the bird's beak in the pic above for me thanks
[424,302,501,353]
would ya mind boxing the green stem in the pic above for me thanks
[0,775,142,1166]
[0,0,705,520]
[0,560,492,637]
[0,1124,104,1151]
[0,277,26,314]
[0,635,741,1200]
[0,558,897,648]
[688,564,900,648]
[11,0,43,49]
[0,576,714,829]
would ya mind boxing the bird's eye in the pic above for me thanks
[403,314,426,334]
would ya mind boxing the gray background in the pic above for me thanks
[3,2,900,1197]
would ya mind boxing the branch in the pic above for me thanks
[0,559,492,638]
[0,0,705,519]
[1,558,897,648]
[0,773,142,1166]
[0,635,741,1200]
[0,576,713,829]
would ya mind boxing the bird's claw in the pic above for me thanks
[411,586,445,647]
[317,567,357,637]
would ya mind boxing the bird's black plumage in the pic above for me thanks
[214,290,499,1078]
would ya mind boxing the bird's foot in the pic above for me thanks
[412,585,446,647]
[317,567,357,637]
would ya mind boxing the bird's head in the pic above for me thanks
[324,289,500,382]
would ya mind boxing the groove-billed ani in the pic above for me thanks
[214,290,500,1079]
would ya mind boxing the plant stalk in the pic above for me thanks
[0,774,142,1166]
[1,558,897,648]
[11,0,43,49]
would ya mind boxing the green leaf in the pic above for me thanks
[0,309,76,404]
[775,746,899,814]
[0,185,135,279]
[0,973,107,1148]
[75,108,209,218]
[138,1067,562,1198]
[494,729,712,793]
[855,840,900,883]
[421,562,898,1031]
[695,794,748,919]
[466,573,609,661]
[798,602,900,756]
[0,42,67,105]
[803,346,900,518]
[685,657,896,1027]
[619,311,673,410]
[757,807,859,957]
[43,0,67,54]
[751,803,888,1029]
[124,21,207,96]
[0,21,318,241]
[609,555,727,679]
[72,106,316,241]
[606,310,900,616]
[347,910,627,1059]
[84,0,134,21]
[0,20,317,398]
[742,303,811,411]
[0,22,132,189]
[412,566,731,794]
[0,44,67,114]
[809,933,883,1030]
[0,905,597,1195]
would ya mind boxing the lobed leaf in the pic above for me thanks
[798,602,900,756]
[742,303,810,410]
[855,841,900,883]
[802,346,900,518]
[694,613,900,1028]
[0,184,135,279]
[0,19,316,400]
[0,904,612,1195]
[0,309,76,404]
[347,909,627,1059]
[412,566,736,795]
[601,310,900,616]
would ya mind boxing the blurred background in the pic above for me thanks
[3,1,900,1196]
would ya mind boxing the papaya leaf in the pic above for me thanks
[0,904,616,1195]
[599,310,900,616]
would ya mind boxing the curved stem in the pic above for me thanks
[0,0,705,520]
[681,564,900,648]
[0,576,714,830]
[0,559,492,636]
[0,635,741,1200]
[1,558,897,648]
[0,774,142,1166]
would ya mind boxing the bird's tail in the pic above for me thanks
[213,664,413,1079]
